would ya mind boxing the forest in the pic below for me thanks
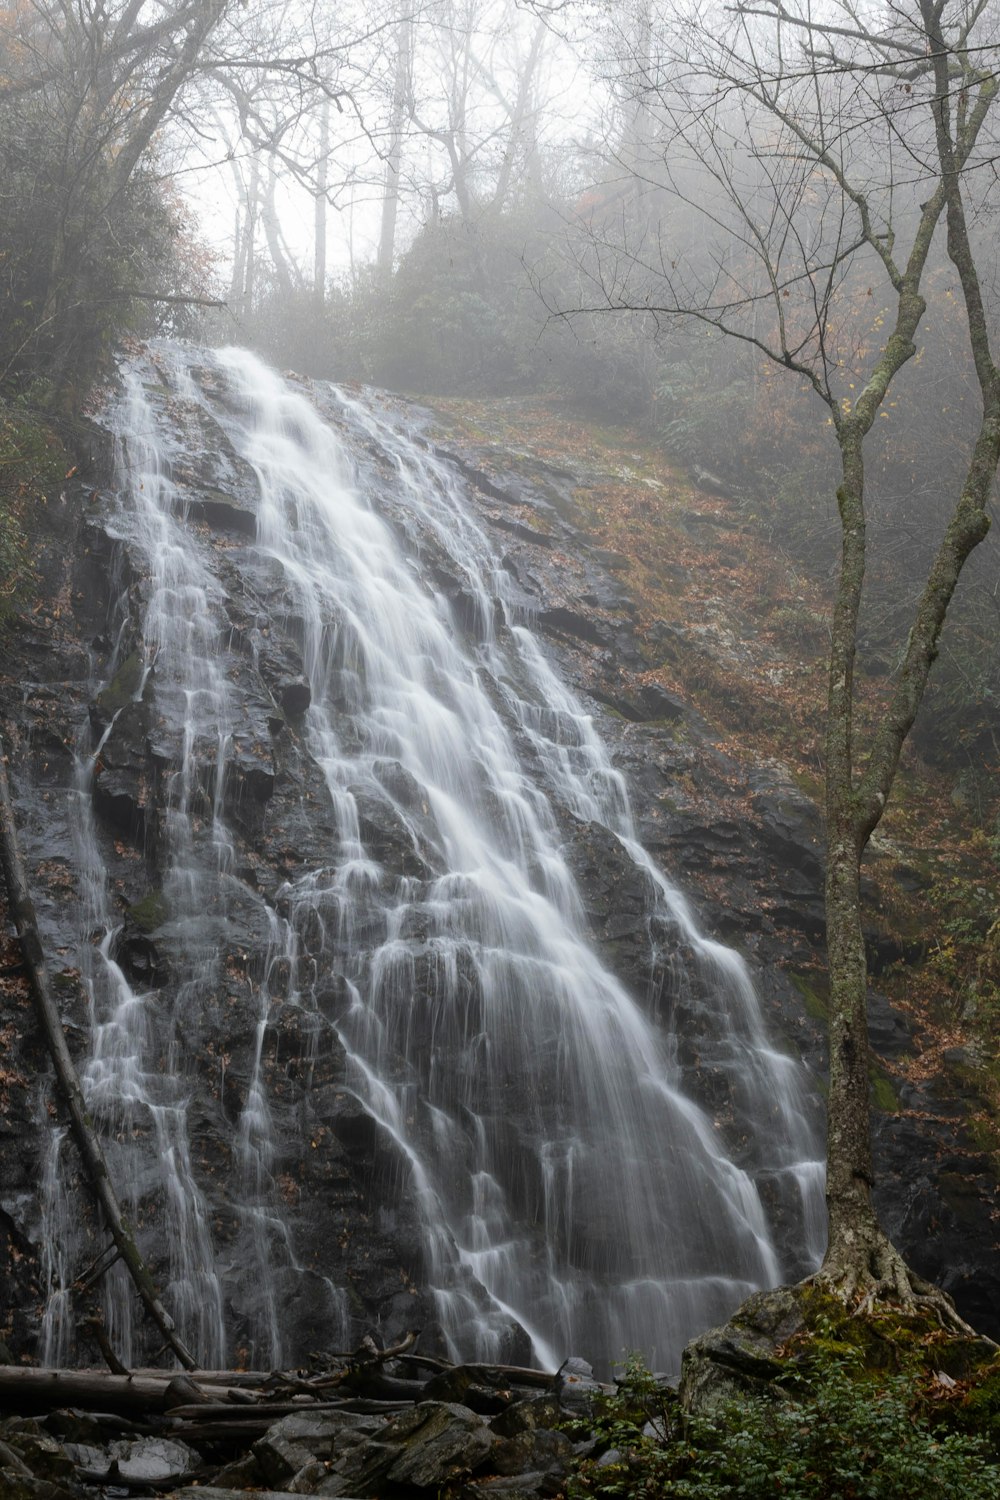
[0,1,999,1497]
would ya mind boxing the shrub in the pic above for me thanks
[569,1349,1000,1500]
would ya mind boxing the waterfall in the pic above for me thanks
[43,340,824,1374]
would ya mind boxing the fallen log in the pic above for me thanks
[164,1395,410,1422]
[400,1355,555,1388]
[0,1366,425,1420]
[0,741,197,1372]
[131,1369,269,1388]
[0,1368,186,1414]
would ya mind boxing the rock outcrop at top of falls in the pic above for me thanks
[0,343,996,1378]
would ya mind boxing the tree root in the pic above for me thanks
[806,1233,996,1345]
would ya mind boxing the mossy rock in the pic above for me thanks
[790,971,829,1021]
[870,1066,900,1113]
[681,1283,1000,1422]
[127,890,169,934]
[96,651,146,716]
[955,1365,1000,1448]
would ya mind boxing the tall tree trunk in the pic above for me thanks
[377,11,411,288]
[262,160,295,299]
[241,153,261,318]
[816,20,999,1306]
[315,98,330,309]
[490,19,545,213]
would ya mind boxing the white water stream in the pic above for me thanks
[44,342,824,1373]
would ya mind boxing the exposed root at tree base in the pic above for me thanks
[805,1238,996,1346]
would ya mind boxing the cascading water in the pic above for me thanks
[43,340,824,1375]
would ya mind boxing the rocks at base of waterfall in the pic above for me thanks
[0,1420,78,1485]
[489,1426,574,1477]
[554,1358,609,1417]
[64,1434,196,1486]
[678,1286,804,1418]
[489,1394,563,1439]
[0,1418,83,1500]
[0,1476,79,1500]
[169,1489,336,1500]
[3,1414,199,1493]
[253,1410,386,1489]
[320,1402,494,1494]
[251,1402,492,1496]
[241,1397,576,1498]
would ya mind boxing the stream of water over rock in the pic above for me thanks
[41,342,825,1374]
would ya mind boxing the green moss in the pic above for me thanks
[789,971,830,1021]
[790,766,824,803]
[97,651,145,716]
[569,1320,1000,1499]
[128,890,168,933]
[957,1366,1000,1448]
[870,1067,900,1113]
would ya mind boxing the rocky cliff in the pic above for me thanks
[0,344,996,1379]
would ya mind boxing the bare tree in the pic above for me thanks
[377,3,413,284]
[0,0,231,391]
[558,0,1000,1321]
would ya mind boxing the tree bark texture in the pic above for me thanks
[819,20,998,1293]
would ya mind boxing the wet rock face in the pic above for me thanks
[0,356,996,1376]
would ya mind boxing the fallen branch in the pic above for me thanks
[80,1315,130,1376]
[0,742,197,1371]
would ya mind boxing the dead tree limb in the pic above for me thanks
[80,1315,130,1376]
[0,742,197,1371]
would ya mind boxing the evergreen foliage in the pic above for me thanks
[568,1348,1000,1500]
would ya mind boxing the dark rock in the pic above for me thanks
[279,677,312,715]
[491,1426,573,1476]
[555,1358,607,1416]
[0,1420,77,1484]
[186,494,258,537]
[331,1402,493,1494]
[490,516,554,548]
[254,1409,389,1493]
[490,1395,562,1439]
[536,608,608,647]
[210,1452,267,1488]
[0,1442,33,1478]
[112,926,168,989]
[0,1474,79,1500]
[637,683,686,721]
[255,1428,323,1489]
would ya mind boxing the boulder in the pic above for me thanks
[317,1402,493,1495]
[679,1286,804,1417]
[254,1410,388,1492]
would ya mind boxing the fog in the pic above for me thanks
[1,0,998,783]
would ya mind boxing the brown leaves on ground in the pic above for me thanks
[431,394,1000,1148]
